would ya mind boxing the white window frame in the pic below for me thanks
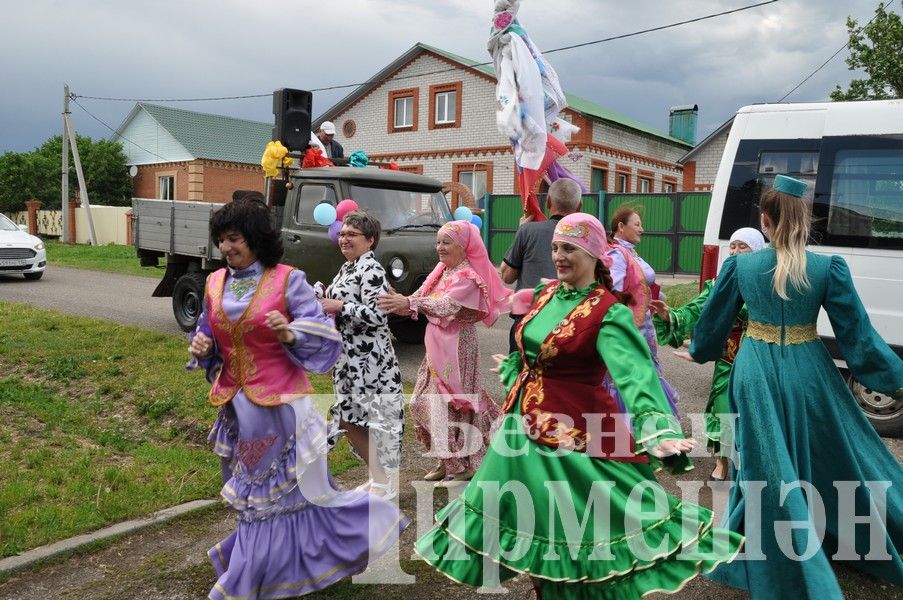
[158,175,174,200]
[639,178,651,193]
[435,91,456,125]
[458,170,488,199]
[394,96,414,129]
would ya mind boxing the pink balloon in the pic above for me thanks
[327,220,342,243]
[335,199,359,221]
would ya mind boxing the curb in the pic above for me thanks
[0,499,220,576]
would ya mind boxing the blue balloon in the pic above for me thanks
[470,215,483,228]
[453,206,473,221]
[313,203,337,226]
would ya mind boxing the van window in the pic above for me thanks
[814,135,903,249]
[294,184,338,224]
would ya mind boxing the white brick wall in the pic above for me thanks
[690,128,730,187]
[330,51,687,194]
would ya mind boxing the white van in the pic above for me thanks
[702,99,903,436]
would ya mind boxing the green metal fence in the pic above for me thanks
[483,192,711,275]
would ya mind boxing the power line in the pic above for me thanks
[777,0,897,102]
[70,97,169,161]
[73,0,780,104]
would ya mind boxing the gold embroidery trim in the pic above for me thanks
[746,321,817,346]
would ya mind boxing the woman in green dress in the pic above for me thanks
[415,212,743,599]
[651,227,765,481]
[688,175,903,598]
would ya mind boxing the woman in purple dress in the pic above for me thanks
[189,198,406,600]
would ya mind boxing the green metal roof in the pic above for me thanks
[138,103,272,164]
[416,43,691,148]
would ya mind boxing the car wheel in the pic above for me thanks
[23,272,43,280]
[848,371,903,437]
[172,272,208,332]
[389,317,427,344]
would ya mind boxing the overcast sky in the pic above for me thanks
[0,0,892,154]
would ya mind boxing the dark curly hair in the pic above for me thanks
[210,198,284,267]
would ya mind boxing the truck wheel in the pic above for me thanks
[173,272,208,332]
[389,317,427,344]
[849,372,903,437]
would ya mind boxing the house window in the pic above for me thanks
[616,173,629,193]
[429,82,462,129]
[158,175,174,200]
[664,182,675,193]
[591,166,608,192]
[639,177,652,193]
[388,88,419,133]
[452,162,493,206]
[435,91,456,124]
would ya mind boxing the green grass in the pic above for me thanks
[661,282,699,309]
[0,300,353,558]
[44,240,164,278]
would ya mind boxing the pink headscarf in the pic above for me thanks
[421,220,511,326]
[552,213,613,269]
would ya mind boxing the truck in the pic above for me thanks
[701,99,903,436]
[132,166,452,343]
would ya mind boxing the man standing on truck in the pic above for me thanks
[314,121,344,159]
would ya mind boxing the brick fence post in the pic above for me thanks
[24,199,43,235]
[68,199,80,244]
[125,209,134,246]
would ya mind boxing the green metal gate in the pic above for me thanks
[483,192,710,275]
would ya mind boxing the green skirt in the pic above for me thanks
[415,413,743,599]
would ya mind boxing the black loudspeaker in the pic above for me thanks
[272,88,313,151]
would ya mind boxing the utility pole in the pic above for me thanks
[61,85,70,243]
[61,86,97,245]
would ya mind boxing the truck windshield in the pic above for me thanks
[349,185,451,230]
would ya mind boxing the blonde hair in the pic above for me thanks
[760,188,811,299]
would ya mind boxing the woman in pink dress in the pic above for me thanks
[378,220,510,485]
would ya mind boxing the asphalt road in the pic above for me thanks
[0,266,709,403]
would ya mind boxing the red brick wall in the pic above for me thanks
[199,162,265,202]
[133,163,190,199]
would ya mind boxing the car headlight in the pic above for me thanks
[34,242,44,251]
[388,257,405,279]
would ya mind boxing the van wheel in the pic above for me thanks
[849,372,903,437]
[389,318,427,344]
[173,272,208,332]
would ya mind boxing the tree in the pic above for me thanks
[0,135,132,213]
[831,3,903,101]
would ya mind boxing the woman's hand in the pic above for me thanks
[265,311,297,345]
[489,353,508,373]
[648,437,696,458]
[377,291,410,315]
[189,332,213,358]
[320,298,344,315]
[650,299,670,321]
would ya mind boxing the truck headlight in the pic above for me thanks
[388,257,405,279]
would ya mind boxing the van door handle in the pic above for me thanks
[289,235,301,243]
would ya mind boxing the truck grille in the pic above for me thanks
[0,248,36,259]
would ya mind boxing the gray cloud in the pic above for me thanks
[0,0,888,153]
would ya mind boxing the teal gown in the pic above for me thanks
[688,250,903,598]
[415,282,743,599]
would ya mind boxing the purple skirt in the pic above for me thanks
[207,393,407,600]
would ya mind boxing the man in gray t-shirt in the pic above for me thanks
[500,178,582,351]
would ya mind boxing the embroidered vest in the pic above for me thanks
[206,264,313,407]
[504,281,648,463]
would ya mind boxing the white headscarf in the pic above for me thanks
[729,227,766,252]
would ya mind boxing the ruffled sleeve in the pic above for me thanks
[497,352,522,393]
[688,256,744,363]
[409,274,487,326]
[654,279,713,348]
[284,269,343,373]
[597,303,683,447]
[823,255,903,397]
[188,299,222,383]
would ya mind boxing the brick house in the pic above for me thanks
[314,42,695,207]
[113,103,269,202]
[678,117,734,192]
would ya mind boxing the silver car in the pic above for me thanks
[0,213,46,280]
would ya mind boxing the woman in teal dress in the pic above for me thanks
[687,175,903,598]
[651,227,765,481]
[415,213,743,599]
